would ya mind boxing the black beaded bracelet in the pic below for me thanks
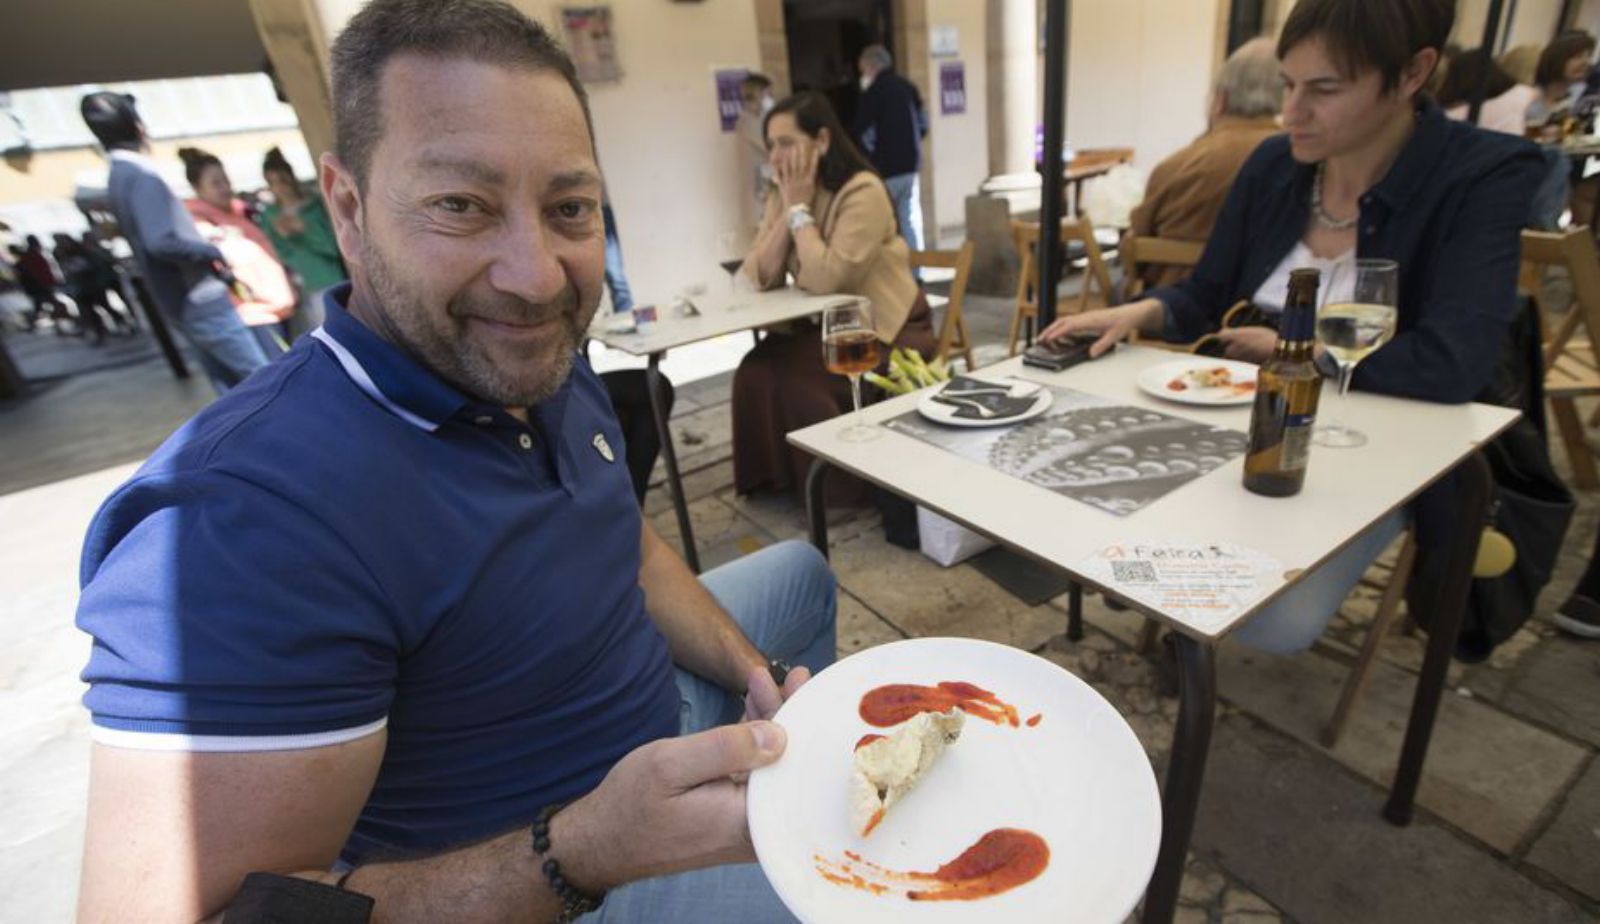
[532,803,604,922]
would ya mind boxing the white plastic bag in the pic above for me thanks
[1080,163,1148,230]
[917,506,995,567]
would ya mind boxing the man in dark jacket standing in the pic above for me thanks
[853,44,928,251]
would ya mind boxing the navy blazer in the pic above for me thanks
[1148,101,1546,404]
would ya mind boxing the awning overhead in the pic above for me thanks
[0,0,266,92]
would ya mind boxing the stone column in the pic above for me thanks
[986,0,1037,177]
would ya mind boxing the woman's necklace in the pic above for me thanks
[1311,162,1358,231]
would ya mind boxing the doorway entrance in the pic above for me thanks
[781,0,894,129]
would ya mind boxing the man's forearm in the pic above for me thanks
[334,798,621,924]
[638,522,765,692]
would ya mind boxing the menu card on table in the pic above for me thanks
[884,385,1247,516]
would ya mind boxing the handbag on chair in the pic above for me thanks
[1407,297,1575,662]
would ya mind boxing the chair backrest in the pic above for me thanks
[1010,215,1114,316]
[1121,235,1205,299]
[1520,227,1600,370]
[910,241,976,365]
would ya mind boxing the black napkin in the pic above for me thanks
[932,377,1040,419]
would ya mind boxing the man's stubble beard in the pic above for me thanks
[361,235,590,409]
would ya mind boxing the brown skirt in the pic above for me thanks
[732,292,937,506]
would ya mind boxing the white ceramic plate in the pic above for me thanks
[747,637,1161,924]
[915,378,1054,428]
[1136,358,1260,407]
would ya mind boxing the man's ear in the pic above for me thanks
[320,152,365,270]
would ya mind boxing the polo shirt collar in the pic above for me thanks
[311,283,470,432]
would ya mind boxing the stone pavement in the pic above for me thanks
[4,288,1600,922]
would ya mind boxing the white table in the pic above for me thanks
[788,345,1519,922]
[592,286,845,570]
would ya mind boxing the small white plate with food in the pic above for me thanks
[915,376,1054,428]
[747,637,1161,924]
[1136,358,1259,407]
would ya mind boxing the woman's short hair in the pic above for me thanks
[1277,0,1454,93]
[763,92,878,192]
[1535,33,1597,88]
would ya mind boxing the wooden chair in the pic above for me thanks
[910,241,977,371]
[1120,235,1205,301]
[1521,227,1600,489]
[1007,216,1115,357]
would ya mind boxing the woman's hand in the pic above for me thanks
[1039,299,1165,357]
[272,210,305,238]
[774,143,819,210]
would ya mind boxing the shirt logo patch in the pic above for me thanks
[592,433,616,463]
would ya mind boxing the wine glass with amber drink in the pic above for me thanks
[822,298,883,442]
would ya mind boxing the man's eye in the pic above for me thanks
[556,201,596,222]
[436,197,478,214]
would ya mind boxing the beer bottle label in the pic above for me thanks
[1281,413,1315,471]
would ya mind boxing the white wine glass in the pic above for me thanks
[822,298,883,443]
[1314,258,1398,449]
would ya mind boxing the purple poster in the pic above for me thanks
[939,61,966,116]
[716,68,749,132]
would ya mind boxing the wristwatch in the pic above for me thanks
[787,203,815,233]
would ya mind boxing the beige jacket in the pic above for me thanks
[742,170,918,343]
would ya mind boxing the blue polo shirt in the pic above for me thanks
[76,285,680,863]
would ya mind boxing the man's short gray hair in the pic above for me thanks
[1215,37,1283,119]
[860,44,893,71]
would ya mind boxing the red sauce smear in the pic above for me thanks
[1167,378,1188,392]
[1026,713,1043,727]
[854,733,886,751]
[859,681,1020,728]
[814,829,1050,902]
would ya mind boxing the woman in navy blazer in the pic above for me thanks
[1045,0,1546,653]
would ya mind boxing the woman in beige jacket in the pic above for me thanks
[734,92,934,503]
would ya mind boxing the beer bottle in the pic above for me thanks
[1242,268,1323,497]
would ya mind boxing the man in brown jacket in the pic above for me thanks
[1129,38,1283,290]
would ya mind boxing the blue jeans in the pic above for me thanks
[1230,509,1408,654]
[178,290,270,393]
[581,540,836,923]
[883,172,924,253]
[602,204,634,314]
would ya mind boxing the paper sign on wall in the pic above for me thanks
[939,61,966,116]
[561,6,622,83]
[715,68,748,132]
[931,25,959,58]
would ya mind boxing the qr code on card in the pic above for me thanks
[1110,560,1158,584]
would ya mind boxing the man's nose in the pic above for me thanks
[487,221,568,304]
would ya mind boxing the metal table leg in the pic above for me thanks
[806,458,832,561]
[645,352,699,573]
[1142,634,1217,924]
[1067,582,1084,641]
[1384,452,1493,825]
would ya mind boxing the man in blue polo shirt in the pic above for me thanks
[73,2,835,921]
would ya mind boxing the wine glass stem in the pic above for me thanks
[1331,360,1355,428]
[849,372,864,420]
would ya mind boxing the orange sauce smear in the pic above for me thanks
[1026,713,1043,727]
[854,733,885,751]
[859,681,1021,728]
[814,829,1050,902]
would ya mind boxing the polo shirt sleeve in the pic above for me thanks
[77,468,398,751]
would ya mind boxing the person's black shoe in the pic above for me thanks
[1553,592,1600,639]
